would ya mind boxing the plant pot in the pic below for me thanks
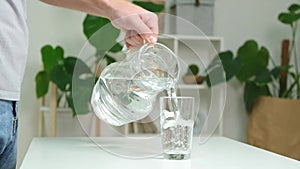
[247,96,300,160]
[182,75,205,84]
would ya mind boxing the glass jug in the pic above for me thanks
[91,43,180,126]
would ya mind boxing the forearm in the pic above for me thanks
[41,0,158,47]
[40,0,115,19]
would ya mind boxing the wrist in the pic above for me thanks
[101,0,141,20]
[94,0,115,18]
[97,0,121,19]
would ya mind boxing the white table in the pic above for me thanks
[20,137,300,169]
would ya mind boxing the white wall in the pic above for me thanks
[18,0,300,167]
[18,1,87,167]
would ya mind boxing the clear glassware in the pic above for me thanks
[91,42,180,126]
[160,96,195,160]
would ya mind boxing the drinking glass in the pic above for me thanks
[160,96,195,160]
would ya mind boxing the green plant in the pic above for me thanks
[186,64,199,75]
[35,45,94,116]
[206,3,300,113]
[278,3,300,98]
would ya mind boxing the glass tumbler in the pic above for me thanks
[160,96,195,160]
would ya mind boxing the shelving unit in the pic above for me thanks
[158,35,224,136]
[159,35,222,82]
[178,84,208,90]
[38,83,100,137]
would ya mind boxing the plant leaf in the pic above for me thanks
[254,68,272,86]
[64,57,77,74]
[270,65,292,79]
[133,1,164,12]
[109,43,123,53]
[222,52,241,81]
[188,64,199,75]
[271,67,281,79]
[64,57,92,78]
[104,55,117,65]
[71,77,95,115]
[281,72,299,98]
[244,81,271,113]
[205,51,239,86]
[205,65,225,87]
[236,40,269,82]
[41,45,64,74]
[50,65,71,91]
[278,12,300,25]
[289,72,297,79]
[35,71,50,98]
[83,15,120,52]
[66,93,76,116]
[288,4,300,12]
[83,15,110,39]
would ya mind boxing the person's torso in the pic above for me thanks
[0,0,28,100]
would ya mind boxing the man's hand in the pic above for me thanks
[41,0,159,49]
[106,0,158,48]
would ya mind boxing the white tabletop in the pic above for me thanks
[20,137,300,169]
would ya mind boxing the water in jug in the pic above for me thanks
[91,42,180,126]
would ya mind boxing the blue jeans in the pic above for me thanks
[0,100,18,169]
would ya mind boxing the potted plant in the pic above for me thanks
[182,64,205,84]
[35,45,94,116]
[35,45,96,136]
[206,3,300,160]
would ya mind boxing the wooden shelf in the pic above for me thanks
[178,84,208,90]
[40,106,71,112]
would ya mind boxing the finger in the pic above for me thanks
[140,12,158,35]
[125,41,134,49]
[125,36,140,48]
[139,12,158,43]
[125,30,144,48]
[112,13,158,44]
[126,13,154,37]
[141,34,157,44]
[126,37,143,48]
[126,30,144,44]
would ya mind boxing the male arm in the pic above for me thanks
[41,0,158,48]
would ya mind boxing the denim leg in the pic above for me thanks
[0,100,18,169]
